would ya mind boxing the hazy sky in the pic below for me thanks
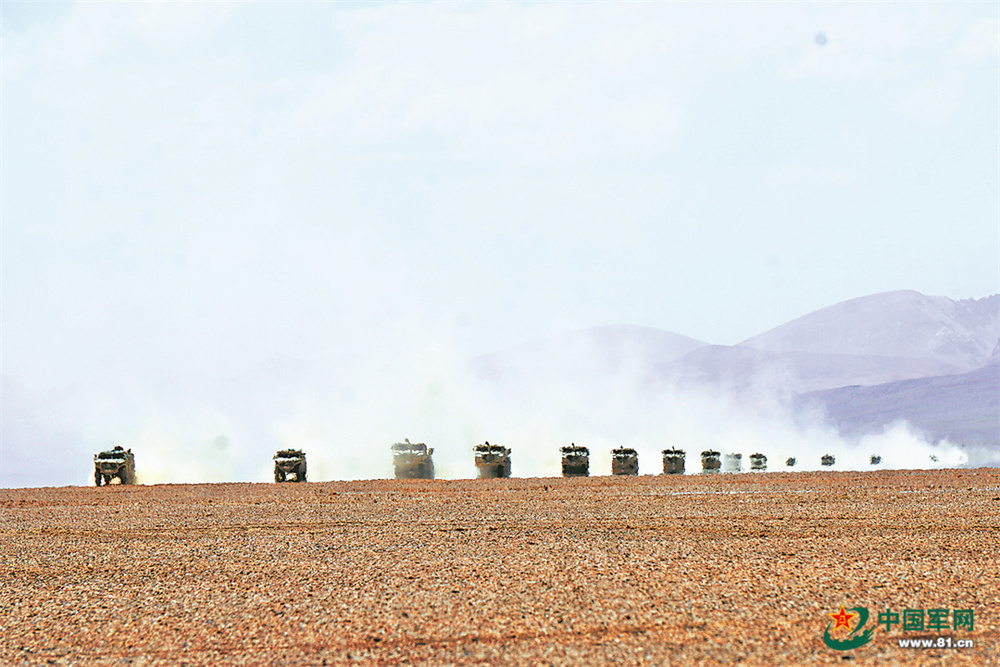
[3,1,998,389]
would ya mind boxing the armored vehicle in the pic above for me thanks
[474,442,511,479]
[560,444,590,477]
[723,453,743,473]
[749,453,767,471]
[610,447,638,476]
[662,448,686,475]
[701,450,721,474]
[870,455,882,465]
[392,439,435,480]
[821,454,836,467]
[273,449,307,483]
[94,445,135,486]
[785,457,797,467]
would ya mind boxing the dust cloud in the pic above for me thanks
[0,332,971,488]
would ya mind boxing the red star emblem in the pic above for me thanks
[829,605,856,631]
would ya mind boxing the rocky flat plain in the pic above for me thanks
[2,469,997,666]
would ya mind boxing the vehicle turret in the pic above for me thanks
[273,449,307,483]
[392,439,435,479]
[662,448,686,475]
[610,447,638,476]
[560,444,590,477]
[723,453,743,473]
[93,445,136,486]
[474,442,511,479]
[701,450,721,474]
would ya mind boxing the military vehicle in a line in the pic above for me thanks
[723,453,743,473]
[273,449,307,483]
[701,450,721,474]
[474,442,511,479]
[610,447,638,476]
[870,455,882,466]
[662,448,685,475]
[561,444,590,477]
[392,439,435,480]
[821,454,836,467]
[786,457,797,467]
[750,453,767,471]
[94,445,136,486]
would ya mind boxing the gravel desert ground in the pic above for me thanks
[2,469,997,666]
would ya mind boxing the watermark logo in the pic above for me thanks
[823,605,974,652]
[823,605,875,650]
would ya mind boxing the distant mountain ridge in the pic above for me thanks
[478,291,999,393]
[474,290,999,457]
[797,354,999,464]
[739,291,999,370]
[657,345,968,394]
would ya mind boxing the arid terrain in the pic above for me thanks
[2,469,997,666]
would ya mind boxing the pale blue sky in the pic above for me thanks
[3,1,998,389]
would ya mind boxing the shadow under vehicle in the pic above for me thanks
[274,449,307,483]
[94,445,136,486]
[561,444,590,477]
[821,454,836,467]
[393,439,435,480]
[701,450,721,474]
[610,447,638,476]
[662,448,686,475]
[750,453,767,471]
[474,442,511,479]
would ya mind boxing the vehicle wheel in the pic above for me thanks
[95,470,103,486]
[275,469,285,483]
